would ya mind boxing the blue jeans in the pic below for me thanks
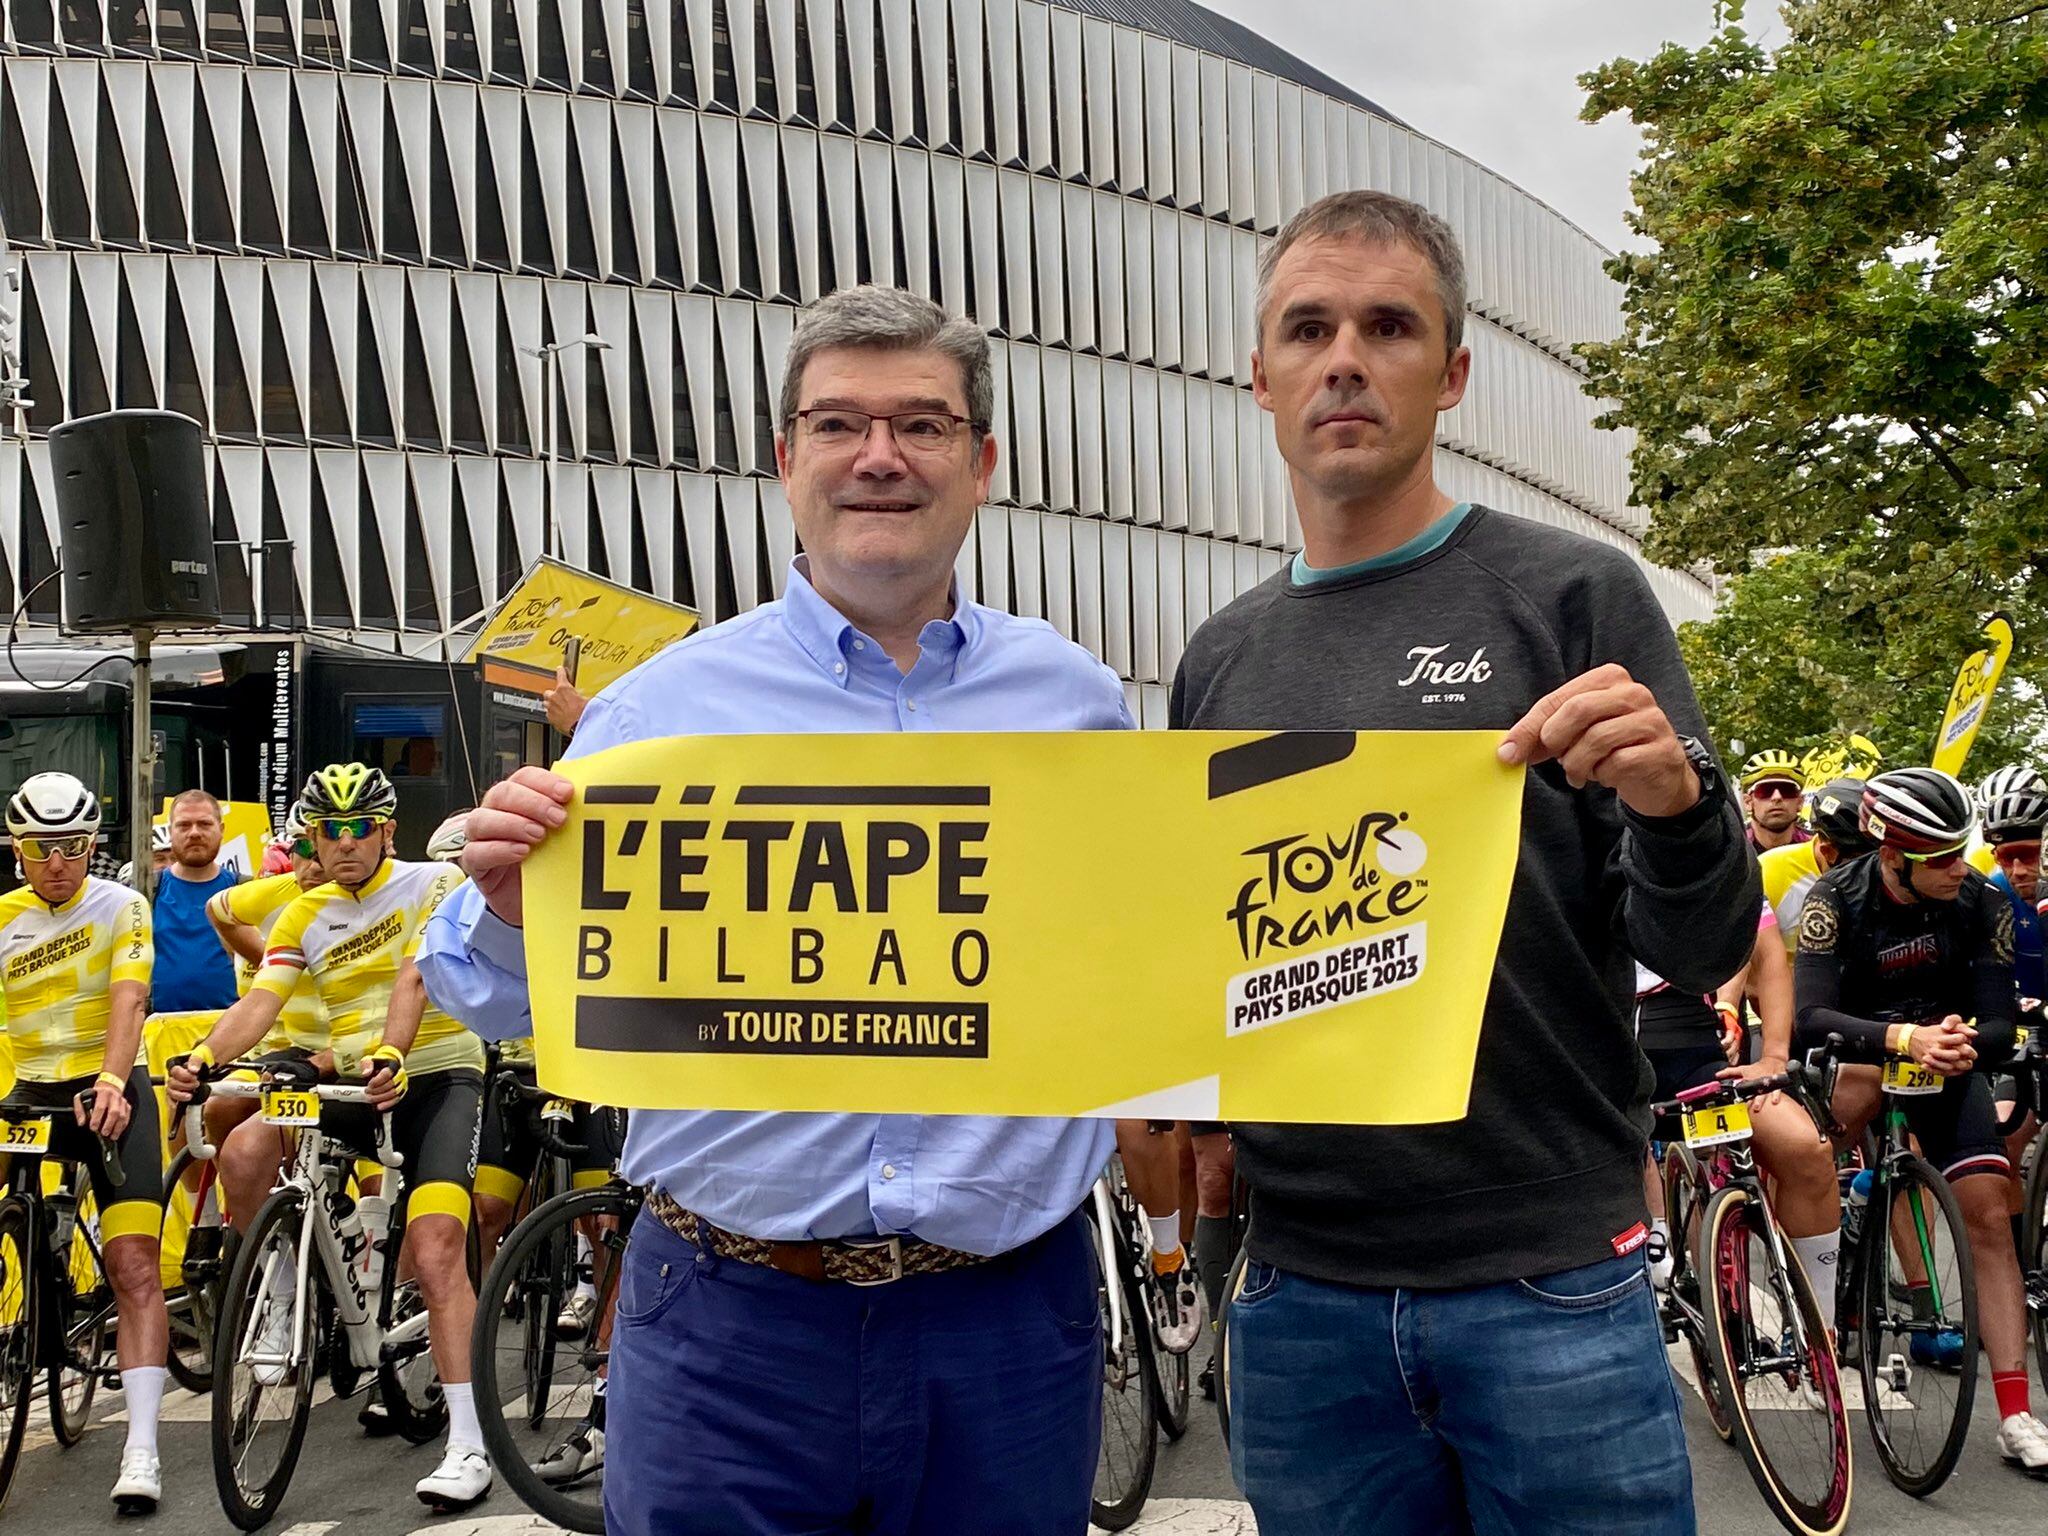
[1228,1251,1696,1536]
[604,1208,1101,1536]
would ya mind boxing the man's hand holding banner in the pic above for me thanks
[522,731,1523,1125]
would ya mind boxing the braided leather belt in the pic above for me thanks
[645,1189,992,1286]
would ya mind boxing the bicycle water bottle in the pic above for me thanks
[355,1194,391,1294]
[1842,1168,1873,1248]
[330,1186,367,1271]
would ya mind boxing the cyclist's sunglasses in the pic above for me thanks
[311,815,389,842]
[16,833,92,862]
[289,837,318,860]
[1747,779,1802,800]
[1902,846,1968,869]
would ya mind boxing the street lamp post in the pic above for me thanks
[520,333,612,566]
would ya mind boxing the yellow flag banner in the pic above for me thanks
[463,556,701,695]
[521,730,1523,1125]
[1931,613,2015,778]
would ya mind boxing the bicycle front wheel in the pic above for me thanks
[1089,1211,1157,1532]
[473,1181,638,1535]
[1856,1154,1978,1498]
[211,1187,319,1531]
[1699,1185,1852,1536]
[2022,1122,2048,1394]
[0,1196,40,1509]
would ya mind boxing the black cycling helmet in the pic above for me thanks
[1806,778,1877,857]
[1861,767,1976,856]
[299,762,398,822]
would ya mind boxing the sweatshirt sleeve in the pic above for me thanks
[1570,554,1760,993]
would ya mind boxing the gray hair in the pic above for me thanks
[777,286,994,437]
[1255,190,1468,354]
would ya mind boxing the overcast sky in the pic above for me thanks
[1200,0,1758,251]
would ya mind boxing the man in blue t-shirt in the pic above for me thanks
[149,789,241,1012]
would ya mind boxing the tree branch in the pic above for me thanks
[1908,420,1975,491]
[1992,1,2048,23]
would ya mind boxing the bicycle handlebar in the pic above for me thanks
[178,1064,403,1170]
[1993,1024,2044,1138]
[1651,1039,1845,1145]
[0,1096,124,1189]
[491,1067,590,1159]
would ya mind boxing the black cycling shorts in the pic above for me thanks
[475,1067,623,1204]
[321,1067,484,1228]
[3,1065,163,1240]
[1897,1072,2009,1183]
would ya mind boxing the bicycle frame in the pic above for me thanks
[0,1104,122,1385]
[183,1077,404,1378]
[1091,1175,1127,1359]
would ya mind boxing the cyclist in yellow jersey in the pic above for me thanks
[167,764,493,1511]
[1761,777,1877,953]
[0,772,169,1512]
[196,803,332,1152]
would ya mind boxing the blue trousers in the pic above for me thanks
[605,1208,1101,1536]
[1228,1251,1696,1536]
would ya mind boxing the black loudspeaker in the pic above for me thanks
[50,409,221,634]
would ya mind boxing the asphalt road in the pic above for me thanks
[1,1336,2043,1534]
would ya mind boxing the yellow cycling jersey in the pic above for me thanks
[0,877,152,1082]
[1967,844,1998,877]
[212,873,330,1055]
[498,1035,536,1068]
[1759,841,1824,956]
[253,858,482,1078]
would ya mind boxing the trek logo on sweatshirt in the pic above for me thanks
[1395,644,1493,703]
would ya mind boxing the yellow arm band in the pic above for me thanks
[1896,1025,1915,1057]
[187,1043,217,1071]
[94,1071,127,1090]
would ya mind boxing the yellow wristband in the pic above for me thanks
[94,1070,126,1090]
[1714,1001,1740,1020]
[1896,1025,1915,1057]
[188,1043,217,1071]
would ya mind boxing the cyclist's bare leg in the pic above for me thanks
[474,1193,517,1268]
[105,1232,170,1370]
[1956,1171,2030,1378]
[1749,1093,1844,1325]
[184,1095,258,1195]
[216,1119,293,1234]
[406,1212,476,1386]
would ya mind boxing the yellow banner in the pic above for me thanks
[464,557,701,695]
[522,731,1523,1125]
[1931,614,2014,778]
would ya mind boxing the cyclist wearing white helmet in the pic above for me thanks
[0,772,171,1511]
[1976,767,2048,1003]
[1797,767,2048,1473]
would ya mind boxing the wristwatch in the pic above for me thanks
[1678,735,1726,809]
[1624,734,1726,833]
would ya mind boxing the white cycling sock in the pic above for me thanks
[1146,1213,1182,1257]
[1647,1218,1675,1287]
[1790,1229,1842,1331]
[443,1380,484,1454]
[121,1366,168,1455]
[573,1233,596,1302]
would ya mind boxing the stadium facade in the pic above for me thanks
[0,0,1711,727]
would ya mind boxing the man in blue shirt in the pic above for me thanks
[150,789,241,1011]
[418,286,1128,1536]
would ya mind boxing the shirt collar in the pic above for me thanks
[783,557,976,689]
[338,856,396,904]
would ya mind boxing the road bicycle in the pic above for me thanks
[1086,1155,1190,1532]
[183,1060,441,1530]
[1656,1061,1852,1536]
[1810,1036,1979,1498]
[0,1089,126,1510]
[470,1067,635,1535]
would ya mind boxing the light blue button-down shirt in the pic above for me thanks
[418,558,1128,1256]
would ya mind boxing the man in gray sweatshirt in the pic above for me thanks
[1179,191,1759,1535]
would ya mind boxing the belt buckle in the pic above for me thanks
[843,1236,906,1286]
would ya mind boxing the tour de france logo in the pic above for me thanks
[1221,808,1431,1037]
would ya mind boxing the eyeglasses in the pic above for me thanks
[1747,780,1802,801]
[290,837,317,860]
[1902,847,1967,869]
[312,816,388,843]
[16,834,92,862]
[1994,841,2041,861]
[790,408,984,456]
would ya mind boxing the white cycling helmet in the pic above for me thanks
[150,822,172,853]
[425,811,472,864]
[1975,765,2048,846]
[5,772,102,841]
[282,802,311,843]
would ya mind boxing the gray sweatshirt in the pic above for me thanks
[1171,505,1760,1288]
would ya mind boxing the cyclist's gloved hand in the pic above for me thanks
[363,1043,409,1110]
[166,1043,216,1105]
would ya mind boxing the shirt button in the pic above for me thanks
[833,662,845,675]
[853,639,866,651]
[881,1163,897,1180]
[905,699,918,712]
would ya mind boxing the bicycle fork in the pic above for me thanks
[1092,1180,1126,1359]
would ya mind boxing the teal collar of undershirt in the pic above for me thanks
[1291,503,1474,586]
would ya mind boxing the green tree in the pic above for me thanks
[1581,0,2048,771]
